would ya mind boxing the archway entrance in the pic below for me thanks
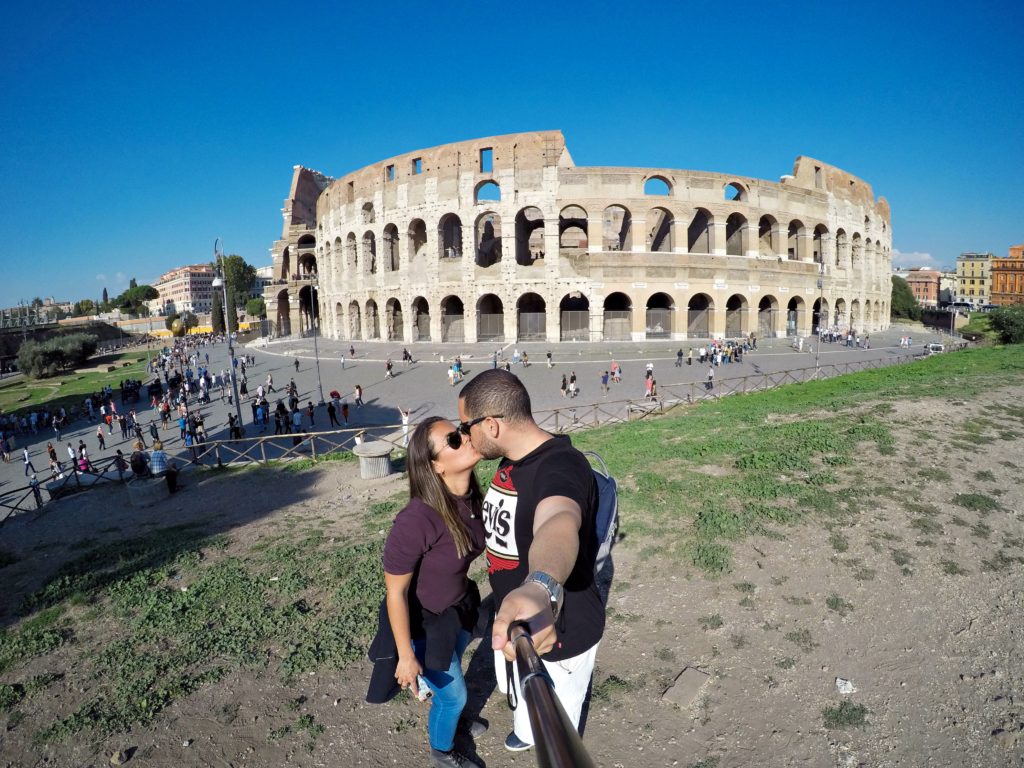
[647,293,674,338]
[348,301,361,339]
[725,294,747,337]
[386,298,403,341]
[517,293,546,340]
[603,292,632,340]
[560,293,590,341]
[276,289,291,337]
[686,294,711,338]
[441,296,465,343]
[758,296,778,338]
[365,299,380,339]
[477,294,504,341]
[412,297,430,341]
[786,297,805,337]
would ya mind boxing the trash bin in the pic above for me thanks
[352,441,394,479]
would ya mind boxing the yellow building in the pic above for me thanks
[955,252,992,306]
[991,244,1024,306]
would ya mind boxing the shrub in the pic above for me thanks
[16,333,99,378]
[988,305,1024,344]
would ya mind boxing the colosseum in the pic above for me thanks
[265,130,891,344]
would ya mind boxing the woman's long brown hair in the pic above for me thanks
[407,416,481,558]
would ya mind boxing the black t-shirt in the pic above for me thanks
[482,435,604,660]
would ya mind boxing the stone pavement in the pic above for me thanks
[0,323,951,502]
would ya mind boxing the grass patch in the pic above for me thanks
[775,656,797,669]
[917,467,952,482]
[940,560,969,576]
[952,493,1000,514]
[910,518,943,536]
[823,701,869,729]
[698,614,723,631]
[828,531,849,552]
[784,628,818,653]
[974,469,996,482]
[825,594,854,617]
[591,673,643,703]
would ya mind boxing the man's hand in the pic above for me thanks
[492,583,557,661]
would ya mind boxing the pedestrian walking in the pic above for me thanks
[341,401,350,425]
[294,358,300,372]
[601,371,610,395]
[706,365,715,391]
[340,354,345,369]
[546,350,553,368]
[23,447,36,476]
[569,371,578,398]
[560,374,568,398]
[385,359,394,379]
[400,406,411,447]
[354,385,364,407]
[327,400,340,427]
[306,401,315,426]
[676,348,684,367]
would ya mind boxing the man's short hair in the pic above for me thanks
[460,369,533,424]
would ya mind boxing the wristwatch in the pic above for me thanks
[524,571,564,620]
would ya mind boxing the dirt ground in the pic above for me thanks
[2,385,1023,768]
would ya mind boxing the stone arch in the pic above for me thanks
[362,230,377,274]
[643,175,672,196]
[787,220,806,261]
[559,205,588,254]
[475,180,501,203]
[517,292,547,341]
[786,296,805,337]
[345,233,358,272]
[515,207,545,265]
[851,233,863,269]
[408,219,428,262]
[864,300,873,329]
[834,298,847,327]
[560,292,590,341]
[348,300,361,339]
[411,296,430,341]
[688,208,714,254]
[382,224,399,272]
[602,205,632,251]
[297,252,317,277]
[725,213,747,256]
[850,298,861,328]
[276,289,291,336]
[385,298,403,341]
[835,229,848,267]
[332,236,343,282]
[364,299,380,339]
[298,284,318,333]
[361,202,375,225]
[813,224,828,264]
[477,293,504,341]
[685,293,712,338]
[475,211,502,268]
[280,247,291,281]
[758,215,778,257]
[646,292,674,339]
[603,292,632,340]
[758,295,779,337]
[297,233,315,250]
[647,207,674,252]
[725,294,748,336]
[812,297,830,334]
[334,302,345,338]
[438,213,463,260]
[724,181,747,202]
[440,295,465,343]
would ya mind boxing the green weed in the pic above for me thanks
[784,629,818,653]
[952,493,1000,514]
[698,614,723,631]
[823,701,869,729]
[825,594,854,617]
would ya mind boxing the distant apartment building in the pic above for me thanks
[253,266,274,300]
[149,264,215,315]
[938,271,958,305]
[904,268,941,307]
[990,243,1024,306]
[955,252,992,305]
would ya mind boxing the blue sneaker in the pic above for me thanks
[504,731,533,752]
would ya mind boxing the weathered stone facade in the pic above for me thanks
[266,131,892,342]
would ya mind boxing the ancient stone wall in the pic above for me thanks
[265,131,892,342]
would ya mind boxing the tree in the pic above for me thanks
[179,310,199,331]
[129,277,138,289]
[17,333,98,378]
[988,304,1024,344]
[226,292,239,333]
[890,276,922,321]
[246,297,266,317]
[211,255,258,309]
[31,297,43,308]
[211,290,225,335]
[102,287,109,306]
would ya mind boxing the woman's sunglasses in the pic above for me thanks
[444,430,464,450]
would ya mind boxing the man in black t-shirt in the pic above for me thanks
[458,369,604,753]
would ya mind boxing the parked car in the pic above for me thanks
[924,342,945,356]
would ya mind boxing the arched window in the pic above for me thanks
[408,219,427,262]
[787,220,806,260]
[813,224,828,264]
[382,224,399,272]
[688,209,713,254]
[647,207,674,252]
[438,214,463,260]
[758,216,777,258]
[515,207,545,265]
[362,231,377,273]
[726,213,747,256]
[602,205,632,251]
[475,212,502,268]
[643,176,672,196]
[559,205,588,254]
[724,182,746,202]
[475,180,500,203]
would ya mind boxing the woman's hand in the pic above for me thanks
[395,654,424,698]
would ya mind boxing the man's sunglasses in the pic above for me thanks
[457,414,503,436]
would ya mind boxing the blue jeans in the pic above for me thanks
[412,630,471,752]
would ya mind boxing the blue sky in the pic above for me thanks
[2,0,1021,308]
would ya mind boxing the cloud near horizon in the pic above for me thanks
[892,249,949,270]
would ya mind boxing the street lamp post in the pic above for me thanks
[311,278,326,406]
[212,238,245,437]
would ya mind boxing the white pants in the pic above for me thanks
[495,642,599,746]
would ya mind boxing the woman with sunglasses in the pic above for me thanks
[367,416,486,768]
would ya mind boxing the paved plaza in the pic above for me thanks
[0,323,951,501]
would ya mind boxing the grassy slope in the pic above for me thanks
[1,345,1022,746]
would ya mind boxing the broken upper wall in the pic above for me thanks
[282,166,334,236]
[790,156,890,224]
[317,130,569,217]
